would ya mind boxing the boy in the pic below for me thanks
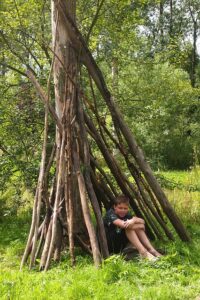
[103,194,161,260]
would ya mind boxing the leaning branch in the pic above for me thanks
[26,70,63,133]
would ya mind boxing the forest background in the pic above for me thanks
[0,0,200,299]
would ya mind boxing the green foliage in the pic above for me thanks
[1,0,200,211]
[77,0,200,171]
[0,0,54,193]
[118,61,200,169]
[0,80,44,188]
[0,183,34,220]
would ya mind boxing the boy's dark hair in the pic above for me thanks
[114,194,130,206]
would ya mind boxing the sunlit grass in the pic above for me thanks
[158,167,200,223]
[159,166,200,187]
[1,170,200,299]
[166,188,200,223]
[1,239,200,300]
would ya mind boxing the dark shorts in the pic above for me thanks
[105,226,129,254]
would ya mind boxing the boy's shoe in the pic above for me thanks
[148,249,163,257]
[140,251,158,261]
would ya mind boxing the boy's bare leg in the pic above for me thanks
[127,222,162,257]
[125,228,155,260]
[135,229,162,257]
[131,224,145,230]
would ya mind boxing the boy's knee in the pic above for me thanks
[126,223,145,231]
[136,217,145,224]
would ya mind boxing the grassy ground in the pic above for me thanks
[158,167,200,224]
[1,170,200,300]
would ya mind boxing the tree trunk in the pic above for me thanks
[159,0,164,48]
[169,0,173,37]
[53,0,90,235]
[188,4,198,88]
[191,20,197,88]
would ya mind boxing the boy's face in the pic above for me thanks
[114,203,129,218]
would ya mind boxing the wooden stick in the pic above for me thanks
[20,190,38,269]
[90,155,117,197]
[44,132,65,271]
[84,112,142,217]
[76,95,109,258]
[73,140,102,267]
[85,91,165,223]
[40,219,53,270]
[30,105,49,268]
[26,70,62,133]
[65,86,75,267]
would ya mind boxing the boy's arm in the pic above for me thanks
[113,217,144,229]
[113,218,136,229]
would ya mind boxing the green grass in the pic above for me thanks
[1,224,200,300]
[1,170,200,300]
[157,167,200,191]
[157,167,200,223]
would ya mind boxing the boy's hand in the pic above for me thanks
[123,220,130,228]
[132,217,145,224]
[124,217,145,228]
[124,218,136,228]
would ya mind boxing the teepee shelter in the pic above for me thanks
[21,0,190,271]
